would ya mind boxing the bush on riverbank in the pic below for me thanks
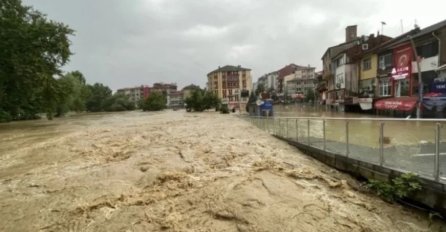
[367,173,421,202]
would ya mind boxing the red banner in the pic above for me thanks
[391,44,412,80]
[374,97,417,111]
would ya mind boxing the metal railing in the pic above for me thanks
[244,115,446,183]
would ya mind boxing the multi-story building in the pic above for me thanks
[295,66,316,96]
[322,25,391,111]
[322,26,359,110]
[167,90,184,108]
[254,71,278,97]
[152,83,177,94]
[277,64,301,96]
[116,85,151,106]
[265,71,278,91]
[373,20,446,117]
[181,84,200,100]
[207,65,252,111]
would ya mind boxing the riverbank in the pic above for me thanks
[0,110,444,231]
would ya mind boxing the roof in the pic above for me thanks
[375,28,420,52]
[375,19,446,52]
[321,39,359,60]
[181,84,201,91]
[208,65,251,76]
[277,64,315,80]
[411,19,446,40]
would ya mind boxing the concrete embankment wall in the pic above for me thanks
[276,136,446,216]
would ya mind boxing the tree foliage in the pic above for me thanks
[0,0,73,121]
[142,91,166,111]
[103,93,135,112]
[85,83,112,112]
[184,89,220,112]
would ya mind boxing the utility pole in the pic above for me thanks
[408,36,423,118]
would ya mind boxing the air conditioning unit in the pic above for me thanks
[362,43,369,50]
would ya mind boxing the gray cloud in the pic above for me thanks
[23,0,445,90]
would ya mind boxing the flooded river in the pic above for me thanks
[0,111,444,231]
[274,104,444,147]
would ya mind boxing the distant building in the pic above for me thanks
[116,85,151,106]
[152,83,177,94]
[295,66,316,96]
[207,65,252,110]
[167,90,184,108]
[150,83,181,108]
[181,84,200,100]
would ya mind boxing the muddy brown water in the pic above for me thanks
[274,104,444,147]
[0,110,445,231]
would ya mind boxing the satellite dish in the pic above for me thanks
[256,100,264,106]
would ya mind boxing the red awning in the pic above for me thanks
[374,97,418,111]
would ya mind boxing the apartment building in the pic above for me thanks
[116,85,150,106]
[207,65,252,110]
[322,25,391,111]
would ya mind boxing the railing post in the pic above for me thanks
[323,120,326,151]
[379,122,384,166]
[307,119,310,145]
[346,121,349,157]
[295,118,299,142]
[279,119,282,137]
[286,118,289,138]
[435,123,441,181]
[275,118,278,135]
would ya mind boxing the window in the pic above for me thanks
[335,56,344,67]
[378,53,392,70]
[362,58,371,71]
[379,77,391,96]
[417,41,438,58]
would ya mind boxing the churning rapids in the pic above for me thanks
[0,111,444,231]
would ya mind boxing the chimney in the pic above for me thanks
[345,25,357,42]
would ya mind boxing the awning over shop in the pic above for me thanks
[423,92,446,111]
[374,96,418,111]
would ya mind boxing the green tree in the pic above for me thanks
[184,89,220,112]
[65,71,89,112]
[142,92,166,111]
[0,0,73,120]
[103,93,135,112]
[85,83,112,112]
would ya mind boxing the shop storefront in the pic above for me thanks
[374,44,417,115]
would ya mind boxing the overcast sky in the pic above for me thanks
[23,0,445,90]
